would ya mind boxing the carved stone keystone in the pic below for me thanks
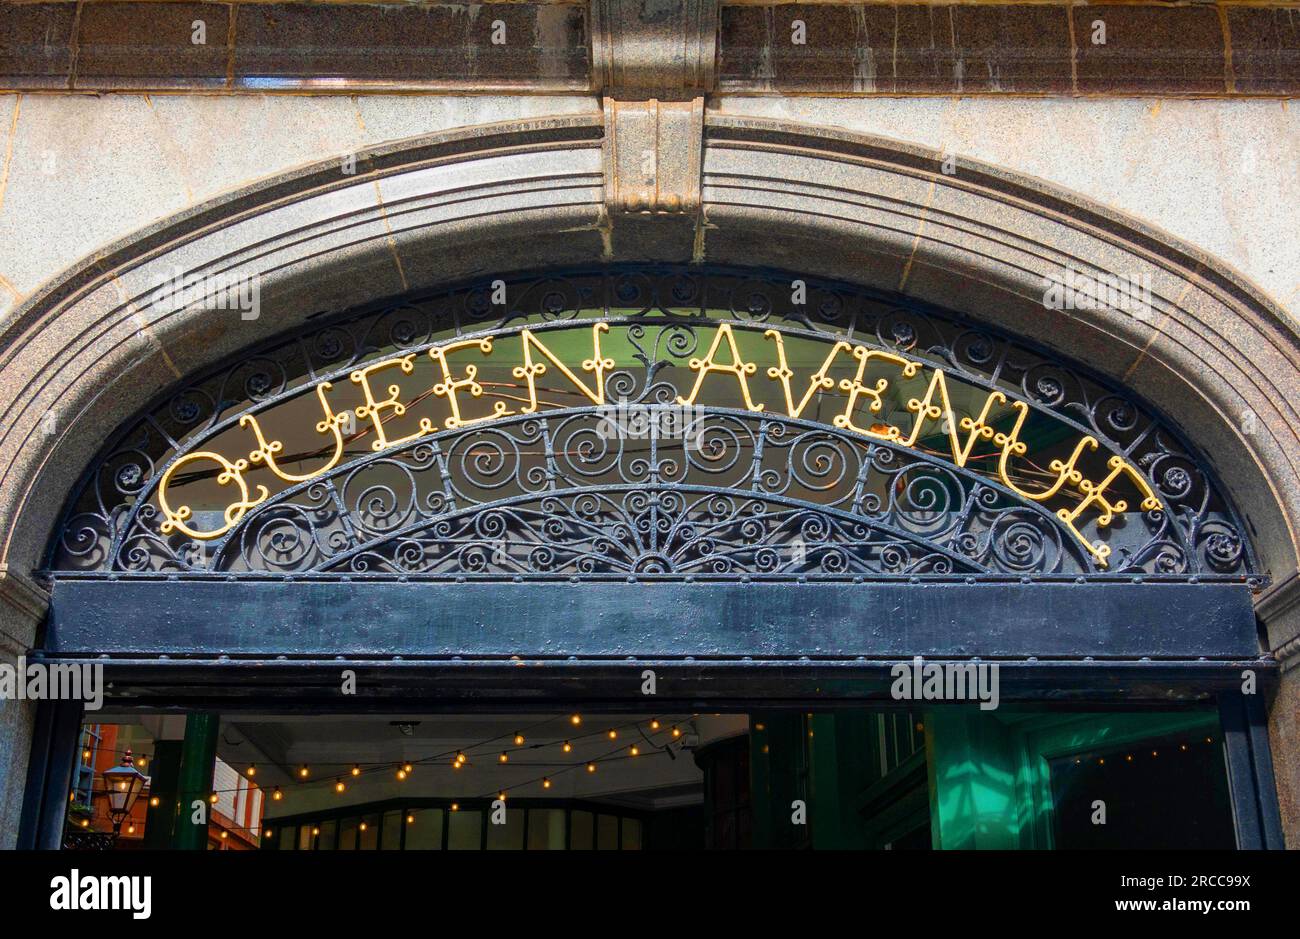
[603,97,704,215]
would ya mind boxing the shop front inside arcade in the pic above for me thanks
[64,706,1244,851]
[19,267,1284,851]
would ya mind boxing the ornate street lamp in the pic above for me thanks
[102,749,149,840]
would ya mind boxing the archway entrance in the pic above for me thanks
[19,265,1282,850]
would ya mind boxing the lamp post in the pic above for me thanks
[102,748,149,842]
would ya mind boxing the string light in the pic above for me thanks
[497,791,507,801]
[450,803,459,811]
[359,822,367,832]
[220,831,228,841]
[406,814,415,824]
[311,827,320,837]
[127,824,136,835]
[136,713,694,810]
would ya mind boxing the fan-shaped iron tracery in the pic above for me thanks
[47,267,1256,583]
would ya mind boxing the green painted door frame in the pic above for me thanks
[170,713,220,851]
[142,739,182,849]
[748,712,810,849]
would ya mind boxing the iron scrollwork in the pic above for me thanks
[48,267,1256,582]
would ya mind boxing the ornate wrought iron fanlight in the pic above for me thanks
[47,267,1256,582]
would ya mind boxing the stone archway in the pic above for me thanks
[2,111,1298,841]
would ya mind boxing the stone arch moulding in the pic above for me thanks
[1,111,1299,657]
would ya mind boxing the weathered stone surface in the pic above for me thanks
[711,96,1300,330]
[948,4,1071,94]
[0,94,600,319]
[1268,664,1300,851]
[591,0,717,96]
[235,2,587,89]
[77,2,231,89]
[1228,6,1300,95]
[1073,4,1226,95]
[717,3,1295,96]
[892,4,956,93]
[0,3,76,89]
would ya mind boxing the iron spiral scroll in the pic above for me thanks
[48,267,1256,583]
